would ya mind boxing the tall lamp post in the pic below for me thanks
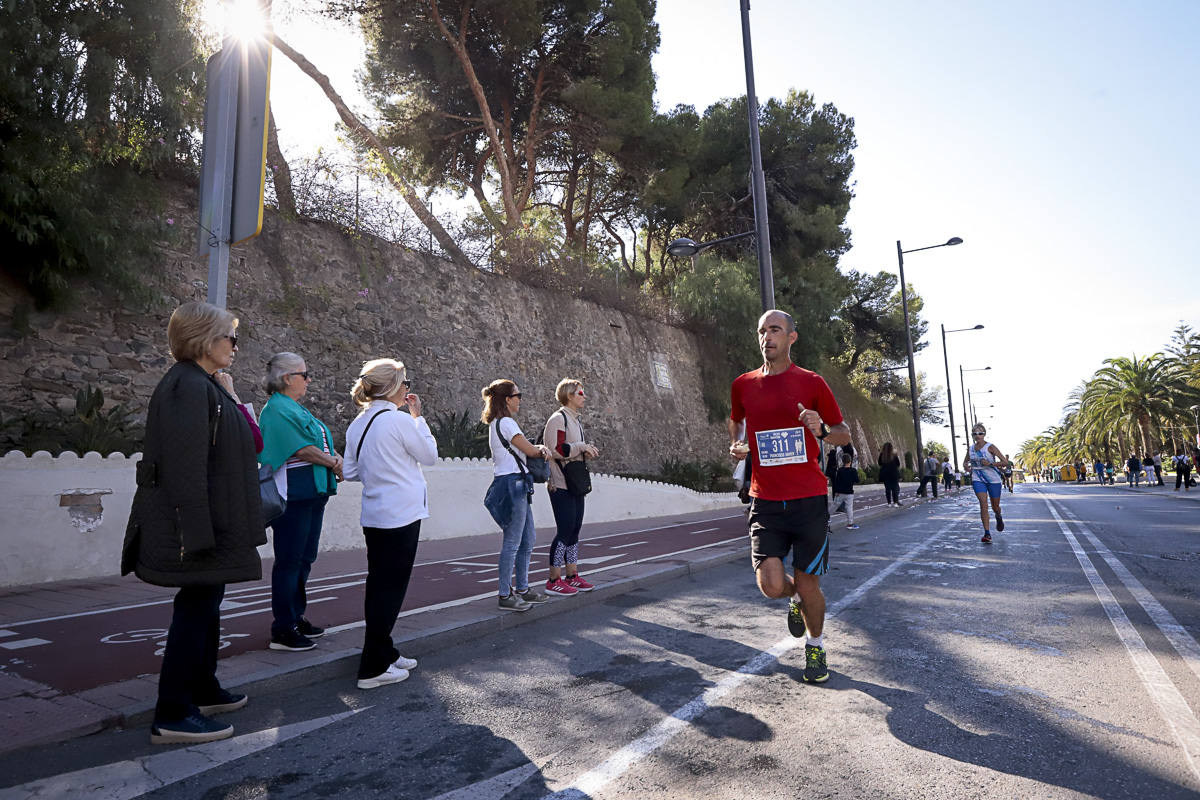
[942,324,983,470]
[897,236,963,462]
[959,364,991,451]
[740,0,774,312]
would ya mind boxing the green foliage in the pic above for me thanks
[862,463,880,483]
[429,409,489,459]
[1,385,142,455]
[657,457,732,493]
[0,0,202,307]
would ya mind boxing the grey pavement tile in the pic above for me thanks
[76,679,157,712]
[0,694,113,754]
[0,670,50,700]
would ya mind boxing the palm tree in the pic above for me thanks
[1083,354,1197,453]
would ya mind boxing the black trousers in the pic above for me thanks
[156,584,226,722]
[884,479,900,504]
[359,521,421,679]
[1178,468,1192,489]
[917,475,938,498]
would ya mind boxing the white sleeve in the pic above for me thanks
[499,417,523,444]
[399,415,439,466]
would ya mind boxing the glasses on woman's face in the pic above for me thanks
[223,334,238,348]
[575,389,586,397]
[288,371,311,381]
[973,431,985,437]
[510,392,522,399]
[402,380,411,391]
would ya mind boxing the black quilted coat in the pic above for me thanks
[122,361,267,586]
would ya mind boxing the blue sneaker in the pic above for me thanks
[197,688,248,716]
[150,712,233,745]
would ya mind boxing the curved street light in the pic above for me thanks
[897,236,963,461]
[666,230,757,258]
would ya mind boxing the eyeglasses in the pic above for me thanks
[575,390,586,397]
[287,371,311,380]
[402,380,411,390]
[510,392,522,399]
[223,335,238,347]
[973,431,985,436]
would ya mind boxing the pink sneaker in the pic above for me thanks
[565,574,594,592]
[545,577,578,596]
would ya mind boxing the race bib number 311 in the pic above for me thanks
[755,426,808,466]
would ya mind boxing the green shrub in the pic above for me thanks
[863,463,880,483]
[900,467,916,482]
[659,457,733,492]
[1,385,142,455]
[430,409,489,458]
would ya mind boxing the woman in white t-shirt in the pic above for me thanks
[481,379,553,612]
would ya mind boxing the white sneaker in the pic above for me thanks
[393,655,418,671]
[357,665,409,690]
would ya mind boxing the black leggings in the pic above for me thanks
[359,521,421,679]
[548,489,586,567]
[884,479,900,504]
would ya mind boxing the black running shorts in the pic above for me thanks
[747,495,830,575]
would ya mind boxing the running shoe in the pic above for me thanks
[518,587,550,604]
[803,644,829,683]
[196,688,248,716]
[498,593,532,611]
[297,618,325,638]
[565,574,594,592]
[995,513,1005,532]
[393,655,418,671]
[357,665,409,690]
[545,578,579,596]
[981,531,992,543]
[787,598,806,638]
[269,629,316,651]
[846,524,860,530]
[150,713,233,745]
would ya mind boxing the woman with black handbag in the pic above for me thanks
[482,380,553,612]
[541,378,600,596]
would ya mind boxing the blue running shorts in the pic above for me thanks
[972,479,1002,498]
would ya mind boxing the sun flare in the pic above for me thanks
[202,0,269,42]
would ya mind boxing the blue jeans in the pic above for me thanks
[270,494,329,637]
[488,474,536,597]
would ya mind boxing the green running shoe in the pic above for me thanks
[787,598,806,638]
[803,643,829,683]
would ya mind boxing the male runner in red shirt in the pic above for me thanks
[729,310,851,683]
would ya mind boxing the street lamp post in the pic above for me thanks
[897,236,963,464]
[740,0,774,312]
[959,364,991,454]
[941,324,983,470]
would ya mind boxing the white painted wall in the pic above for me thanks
[0,452,740,588]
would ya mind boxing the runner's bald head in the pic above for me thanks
[758,309,795,333]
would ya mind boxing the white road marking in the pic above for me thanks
[426,757,550,800]
[539,511,969,800]
[0,630,16,638]
[609,541,649,549]
[1,708,368,800]
[1042,496,1200,785]
[0,638,50,650]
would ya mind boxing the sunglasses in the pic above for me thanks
[973,431,985,436]
[287,371,311,380]
[510,392,522,399]
[402,380,411,390]
[223,334,239,347]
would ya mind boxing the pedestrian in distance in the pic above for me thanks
[1153,452,1165,486]
[482,380,553,612]
[1106,460,1115,484]
[964,424,1010,543]
[259,352,342,652]
[832,452,860,529]
[1143,454,1156,487]
[341,359,438,690]
[1094,459,1106,485]
[122,302,265,745]
[1174,450,1192,491]
[877,442,901,506]
[942,462,954,494]
[728,309,852,684]
[541,378,600,596]
[1125,454,1141,487]
[917,450,939,499]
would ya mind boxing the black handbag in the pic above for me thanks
[558,410,592,496]
[494,420,549,483]
[258,463,286,525]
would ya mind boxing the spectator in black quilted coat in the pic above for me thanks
[122,301,266,745]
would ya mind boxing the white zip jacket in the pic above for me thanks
[342,400,439,529]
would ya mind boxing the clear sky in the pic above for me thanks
[256,0,1200,458]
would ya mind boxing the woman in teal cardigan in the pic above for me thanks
[259,352,341,652]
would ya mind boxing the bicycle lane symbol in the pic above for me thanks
[101,628,250,657]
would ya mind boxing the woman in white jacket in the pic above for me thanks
[342,359,438,690]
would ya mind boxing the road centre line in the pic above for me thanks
[1041,494,1200,784]
[1053,502,1200,688]
[3,512,745,628]
[539,510,970,800]
[609,541,649,549]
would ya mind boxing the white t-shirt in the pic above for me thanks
[489,417,527,477]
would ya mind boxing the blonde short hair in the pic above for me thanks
[555,378,583,406]
[167,302,237,363]
[352,358,407,409]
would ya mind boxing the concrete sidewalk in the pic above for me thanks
[0,482,930,755]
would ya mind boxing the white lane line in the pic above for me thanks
[609,541,649,549]
[330,536,751,635]
[0,638,51,650]
[1043,497,1200,784]
[1054,503,1200,688]
[688,527,719,535]
[539,511,968,800]
[1,707,369,800]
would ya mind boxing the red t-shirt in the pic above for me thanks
[730,364,844,501]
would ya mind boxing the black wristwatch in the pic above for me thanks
[817,422,830,440]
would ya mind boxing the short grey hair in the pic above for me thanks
[263,351,305,395]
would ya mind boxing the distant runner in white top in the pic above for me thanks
[963,423,1010,544]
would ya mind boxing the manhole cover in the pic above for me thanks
[1160,552,1200,562]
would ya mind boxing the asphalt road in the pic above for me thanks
[4,483,1199,799]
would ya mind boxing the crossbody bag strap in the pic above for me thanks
[493,419,528,476]
[558,409,585,459]
[355,408,393,461]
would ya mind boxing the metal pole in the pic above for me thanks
[740,0,774,312]
[960,364,970,463]
[941,324,958,468]
[897,241,923,463]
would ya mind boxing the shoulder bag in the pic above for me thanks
[495,419,549,483]
[558,409,592,496]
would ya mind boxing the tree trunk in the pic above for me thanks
[271,36,473,268]
[266,106,296,216]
